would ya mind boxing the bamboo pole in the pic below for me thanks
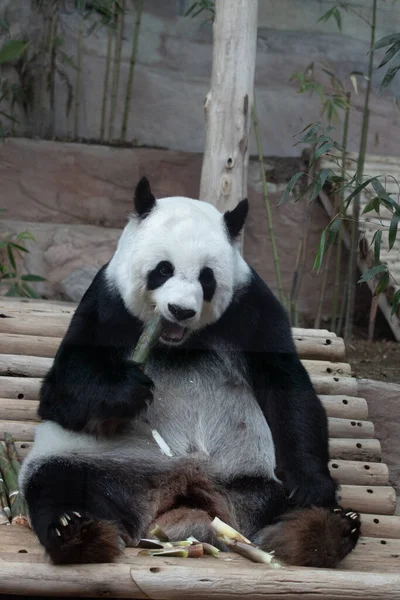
[100,1,115,142]
[344,0,377,342]
[199,0,258,218]
[329,438,381,462]
[252,97,285,306]
[108,0,125,141]
[120,0,143,142]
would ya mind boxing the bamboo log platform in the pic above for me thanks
[0,297,399,599]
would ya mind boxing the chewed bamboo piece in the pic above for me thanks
[132,313,163,366]
[0,436,29,527]
[211,517,283,569]
[0,474,11,523]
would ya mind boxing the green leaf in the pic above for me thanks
[21,282,41,299]
[375,271,390,296]
[20,274,46,282]
[373,33,400,51]
[0,272,16,280]
[362,196,380,215]
[0,17,9,32]
[313,215,341,272]
[344,176,379,209]
[9,242,28,253]
[378,42,400,69]
[279,172,306,205]
[310,141,333,164]
[0,40,28,65]
[391,289,400,315]
[370,178,397,210]
[381,59,400,90]
[16,231,36,242]
[4,283,20,297]
[318,6,342,30]
[308,168,331,202]
[7,245,16,270]
[373,229,382,265]
[389,213,400,250]
[358,264,388,283]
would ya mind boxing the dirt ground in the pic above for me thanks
[346,340,400,385]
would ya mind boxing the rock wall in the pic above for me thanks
[0,1,400,156]
[0,137,346,322]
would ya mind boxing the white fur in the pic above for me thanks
[106,197,250,330]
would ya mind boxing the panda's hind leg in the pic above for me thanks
[24,458,150,564]
[254,506,361,568]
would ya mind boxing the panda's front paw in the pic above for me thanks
[284,469,337,508]
[108,364,154,418]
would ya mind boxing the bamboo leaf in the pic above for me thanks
[309,168,330,202]
[373,230,382,265]
[373,33,400,51]
[279,172,306,205]
[9,242,28,253]
[0,40,28,65]
[0,17,9,32]
[362,196,380,215]
[4,283,20,297]
[7,245,16,270]
[21,283,41,299]
[16,231,35,241]
[381,60,400,90]
[374,271,390,296]
[370,178,397,206]
[344,176,379,209]
[358,264,387,283]
[389,213,400,250]
[310,141,333,164]
[391,289,400,315]
[20,274,46,282]
[313,215,341,272]
[378,42,400,68]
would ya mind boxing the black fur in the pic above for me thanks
[199,266,216,301]
[223,198,249,240]
[134,176,156,219]
[147,261,174,290]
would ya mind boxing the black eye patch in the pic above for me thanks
[147,261,174,290]
[199,267,216,301]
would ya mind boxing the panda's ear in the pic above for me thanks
[134,177,156,219]
[223,198,249,241]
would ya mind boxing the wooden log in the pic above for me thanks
[360,514,400,539]
[341,536,400,573]
[302,360,351,377]
[329,439,381,462]
[0,420,37,442]
[319,395,368,420]
[0,355,52,378]
[0,398,39,421]
[0,332,346,363]
[329,460,389,486]
[0,376,42,400]
[328,418,374,439]
[293,335,345,361]
[0,314,70,338]
[338,485,397,515]
[0,354,354,390]
[312,375,358,396]
[1,559,400,599]
[0,298,76,314]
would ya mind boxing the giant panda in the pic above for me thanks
[19,177,361,567]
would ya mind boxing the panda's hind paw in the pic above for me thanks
[46,510,123,564]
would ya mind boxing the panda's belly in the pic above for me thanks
[144,352,277,481]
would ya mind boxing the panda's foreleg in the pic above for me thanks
[253,505,361,568]
[24,458,153,564]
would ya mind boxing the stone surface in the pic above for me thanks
[358,379,400,514]
[0,138,343,317]
[0,1,400,156]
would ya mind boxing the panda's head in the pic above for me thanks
[107,177,250,345]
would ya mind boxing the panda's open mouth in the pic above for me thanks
[160,319,187,344]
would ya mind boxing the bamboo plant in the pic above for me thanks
[120,0,143,142]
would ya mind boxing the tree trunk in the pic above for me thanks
[199,0,258,219]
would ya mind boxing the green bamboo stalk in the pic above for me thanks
[332,92,351,333]
[108,0,125,141]
[74,2,85,140]
[100,2,115,142]
[132,313,162,366]
[252,98,285,307]
[120,0,143,142]
[49,2,59,139]
[344,0,376,342]
[0,475,11,522]
[0,438,29,526]
[314,244,333,329]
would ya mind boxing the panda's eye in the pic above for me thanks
[199,267,216,301]
[158,261,174,277]
[147,261,174,290]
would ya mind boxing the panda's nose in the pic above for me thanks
[168,304,196,322]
